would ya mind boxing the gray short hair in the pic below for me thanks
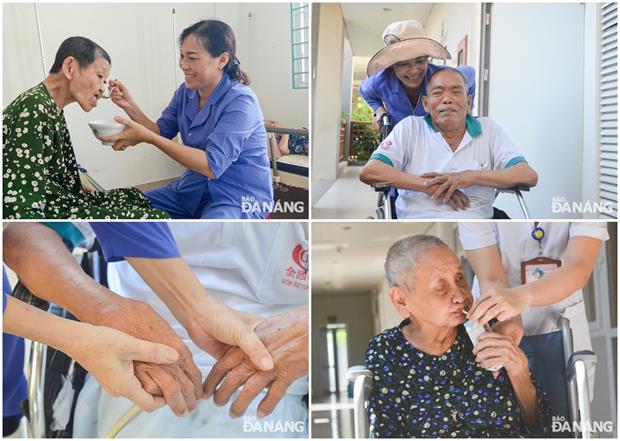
[385,235,449,289]
[427,67,468,93]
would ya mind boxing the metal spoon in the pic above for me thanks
[100,86,117,100]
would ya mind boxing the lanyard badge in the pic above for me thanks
[520,223,562,284]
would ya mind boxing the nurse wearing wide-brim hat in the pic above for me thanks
[359,20,477,129]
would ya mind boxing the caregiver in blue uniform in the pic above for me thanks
[360,20,476,129]
[100,20,273,219]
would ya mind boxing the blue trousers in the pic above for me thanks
[145,185,267,219]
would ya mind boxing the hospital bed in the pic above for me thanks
[266,127,309,219]
[368,114,533,219]
[267,127,309,184]
[346,317,596,438]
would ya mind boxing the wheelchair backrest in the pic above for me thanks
[520,330,571,435]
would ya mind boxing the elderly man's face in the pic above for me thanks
[397,246,473,329]
[422,70,472,129]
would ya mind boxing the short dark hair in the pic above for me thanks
[427,67,468,92]
[49,36,111,74]
[180,19,250,85]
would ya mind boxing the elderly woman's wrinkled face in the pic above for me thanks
[69,57,110,112]
[401,246,473,328]
[392,56,429,90]
[422,70,472,129]
[179,34,228,93]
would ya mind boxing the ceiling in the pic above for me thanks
[312,222,435,295]
[341,3,435,57]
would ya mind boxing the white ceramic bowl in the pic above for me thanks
[88,120,124,146]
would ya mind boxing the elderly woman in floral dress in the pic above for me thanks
[3,36,168,219]
[366,235,551,437]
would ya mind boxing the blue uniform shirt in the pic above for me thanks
[3,269,27,418]
[359,64,477,124]
[90,222,180,261]
[155,75,274,218]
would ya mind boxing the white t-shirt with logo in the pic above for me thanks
[371,115,526,219]
[106,222,309,394]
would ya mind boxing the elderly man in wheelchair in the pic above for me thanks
[359,68,538,219]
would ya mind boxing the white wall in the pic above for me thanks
[375,279,401,333]
[3,3,307,188]
[581,3,601,218]
[341,35,353,120]
[424,3,482,114]
[311,3,344,182]
[239,3,309,128]
[488,3,585,218]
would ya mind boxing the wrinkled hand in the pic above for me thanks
[422,170,478,201]
[96,297,202,416]
[473,332,529,379]
[264,119,280,129]
[489,315,524,346]
[185,299,273,371]
[469,287,530,325]
[108,79,135,112]
[203,305,308,418]
[422,178,470,210]
[68,324,179,412]
[98,116,152,151]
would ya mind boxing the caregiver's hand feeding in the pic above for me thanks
[108,79,136,111]
[468,286,530,325]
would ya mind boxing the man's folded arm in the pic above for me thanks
[359,158,430,193]
[472,162,538,189]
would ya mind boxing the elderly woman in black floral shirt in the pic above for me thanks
[365,235,551,437]
[3,36,168,219]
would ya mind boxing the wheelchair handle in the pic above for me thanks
[380,114,392,140]
[346,365,373,382]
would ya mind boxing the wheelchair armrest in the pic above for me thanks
[496,184,531,194]
[566,350,597,381]
[371,183,391,194]
[346,365,373,382]
[347,365,373,438]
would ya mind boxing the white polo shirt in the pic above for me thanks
[370,115,527,219]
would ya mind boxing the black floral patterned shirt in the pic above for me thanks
[365,319,551,437]
[3,83,169,219]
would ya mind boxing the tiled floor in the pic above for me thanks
[312,167,378,219]
[311,392,356,438]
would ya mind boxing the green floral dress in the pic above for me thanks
[3,83,169,219]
